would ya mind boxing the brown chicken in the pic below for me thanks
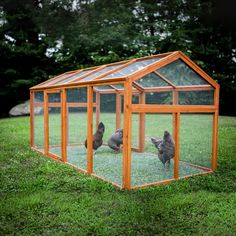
[85,122,105,150]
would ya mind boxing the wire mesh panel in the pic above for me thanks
[178,90,214,105]
[131,113,174,187]
[145,92,173,104]
[92,84,124,187]
[48,92,62,157]
[66,88,88,170]
[33,92,44,151]
[179,113,213,177]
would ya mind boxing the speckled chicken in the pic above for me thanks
[151,131,175,168]
[108,128,123,151]
[85,122,105,150]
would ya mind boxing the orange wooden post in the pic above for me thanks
[174,112,180,179]
[96,92,100,129]
[61,89,67,162]
[172,90,178,140]
[116,92,121,129]
[123,81,132,189]
[44,91,49,155]
[87,86,93,174]
[30,91,34,147]
[139,92,145,152]
[212,87,219,170]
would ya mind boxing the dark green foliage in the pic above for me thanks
[0,115,236,235]
[0,0,235,117]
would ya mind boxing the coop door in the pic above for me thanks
[45,91,62,158]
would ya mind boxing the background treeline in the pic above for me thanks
[0,0,235,117]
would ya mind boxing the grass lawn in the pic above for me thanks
[0,115,236,235]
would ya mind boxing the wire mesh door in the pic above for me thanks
[46,91,62,159]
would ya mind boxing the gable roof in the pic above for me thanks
[30,51,219,90]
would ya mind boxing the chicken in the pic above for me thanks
[85,122,105,150]
[151,131,175,169]
[108,128,123,151]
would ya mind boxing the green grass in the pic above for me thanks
[1,115,236,235]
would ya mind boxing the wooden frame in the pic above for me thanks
[30,51,220,190]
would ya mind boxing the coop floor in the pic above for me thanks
[47,145,208,187]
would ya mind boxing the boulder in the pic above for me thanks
[9,100,43,116]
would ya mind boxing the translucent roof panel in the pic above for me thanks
[157,59,209,86]
[79,63,124,82]
[55,69,96,85]
[135,72,169,88]
[102,57,162,79]
[41,72,76,86]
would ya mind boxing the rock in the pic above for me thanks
[9,100,43,116]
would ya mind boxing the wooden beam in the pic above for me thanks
[132,104,217,113]
[122,81,132,190]
[172,90,179,141]
[61,89,67,162]
[30,91,34,147]
[116,93,121,129]
[30,77,127,91]
[132,81,144,92]
[44,92,49,155]
[87,86,93,174]
[153,71,176,88]
[139,92,145,152]
[174,112,180,179]
[96,92,100,129]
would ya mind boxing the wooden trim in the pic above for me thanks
[131,169,213,190]
[30,91,34,147]
[61,89,67,162]
[132,81,144,92]
[87,86,93,174]
[122,81,132,190]
[31,147,44,155]
[132,104,217,113]
[138,85,213,93]
[181,161,212,172]
[35,102,96,108]
[30,77,127,91]
[131,178,176,189]
[178,51,220,89]
[172,91,178,140]
[44,92,49,155]
[116,93,121,129]
[153,71,176,88]
[174,112,180,178]
[91,173,122,189]
[139,93,145,152]
[96,92,100,129]
[130,51,180,81]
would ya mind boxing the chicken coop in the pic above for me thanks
[30,51,219,190]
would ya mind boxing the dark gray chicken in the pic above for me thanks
[85,122,105,150]
[108,128,123,151]
[151,131,175,169]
